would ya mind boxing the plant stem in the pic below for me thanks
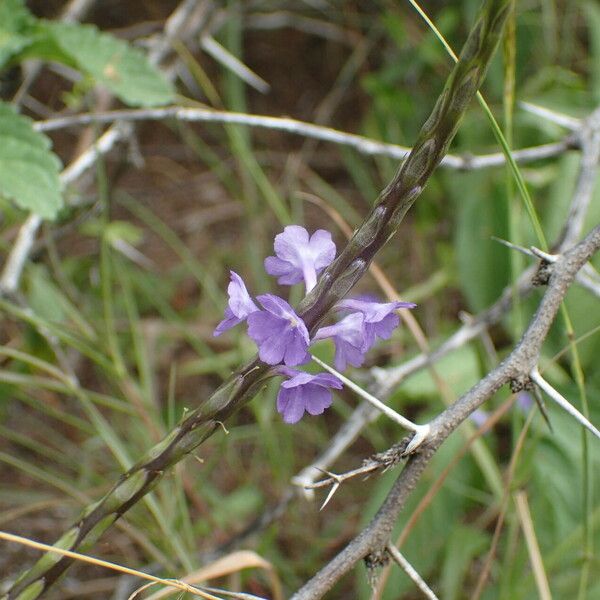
[3,1,512,597]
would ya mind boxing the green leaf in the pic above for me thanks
[440,524,488,600]
[584,1,600,103]
[44,22,173,107]
[0,0,36,69]
[0,102,63,219]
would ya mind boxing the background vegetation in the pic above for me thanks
[0,0,599,598]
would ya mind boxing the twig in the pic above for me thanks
[576,266,600,299]
[520,101,581,131]
[529,367,600,440]
[555,108,600,250]
[386,544,439,600]
[34,106,575,170]
[311,355,429,439]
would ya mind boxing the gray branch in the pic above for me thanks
[33,106,575,170]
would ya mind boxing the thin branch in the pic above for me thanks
[520,101,581,131]
[34,106,575,170]
[577,266,600,299]
[311,355,428,437]
[386,544,439,600]
[555,108,600,250]
[529,367,600,440]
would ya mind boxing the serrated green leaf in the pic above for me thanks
[0,0,36,69]
[44,22,173,107]
[0,102,63,219]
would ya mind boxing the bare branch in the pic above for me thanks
[34,106,575,170]
[386,544,439,600]
[555,108,600,249]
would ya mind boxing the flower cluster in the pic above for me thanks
[214,225,415,423]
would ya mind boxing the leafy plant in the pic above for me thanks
[0,0,173,219]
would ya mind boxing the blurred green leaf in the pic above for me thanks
[0,0,35,69]
[27,266,66,323]
[0,101,63,218]
[43,22,174,107]
[451,173,511,312]
[397,344,480,400]
[584,1,600,103]
[441,524,488,600]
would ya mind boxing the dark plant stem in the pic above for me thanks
[3,1,511,597]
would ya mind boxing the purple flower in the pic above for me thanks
[313,312,367,371]
[247,294,310,366]
[517,392,533,413]
[264,225,336,292]
[336,298,416,352]
[469,408,490,429]
[214,271,259,336]
[276,367,342,424]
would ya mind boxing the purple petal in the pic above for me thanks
[247,311,282,343]
[281,371,316,388]
[227,271,258,318]
[337,298,415,322]
[256,294,310,344]
[273,225,310,261]
[276,370,342,423]
[334,340,366,371]
[277,386,306,424]
[310,373,343,389]
[283,330,310,366]
[248,294,309,366]
[214,271,258,336]
[309,229,336,270]
[256,294,295,318]
[213,307,240,337]
[264,256,304,285]
[304,384,333,415]
[314,312,365,347]
[369,313,400,341]
[256,330,289,365]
